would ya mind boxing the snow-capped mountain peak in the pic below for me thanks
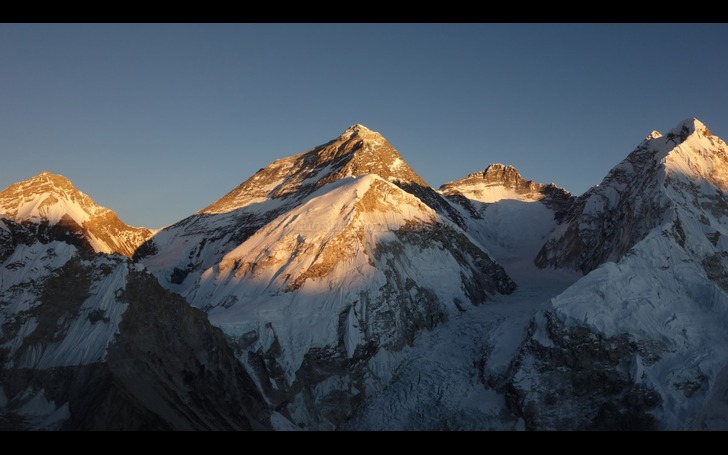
[536,117,728,273]
[637,119,710,157]
[199,124,429,216]
[0,172,102,226]
[518,118,728,430]
[341,123,380,141]
[0,172,152,257]
[439,163,571,204]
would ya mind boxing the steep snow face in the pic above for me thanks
[0,242,129,370]
[0,172,152,257]
[509,118,728,429]
[0,239,128,429]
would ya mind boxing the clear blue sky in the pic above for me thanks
[2,23,727,228]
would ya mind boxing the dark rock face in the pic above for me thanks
[22,216,96,253]
[540,184,577,223]
[504,311,662,430]
[99,270,271,430]
[396,181,468,230]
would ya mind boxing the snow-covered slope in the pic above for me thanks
[508,118,728,429]
[0,172,153,257]
[0,224,271,430]
[0,241,126,370]
[140,124,516,429]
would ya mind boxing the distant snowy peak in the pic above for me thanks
[0,172,104,226]
[597,117,726,193]
[440,163,567,204]
[199,124,427,215]
[535,117,728,273]
[0,172,152,257]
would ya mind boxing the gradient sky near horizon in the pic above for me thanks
[2,23,728,228]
